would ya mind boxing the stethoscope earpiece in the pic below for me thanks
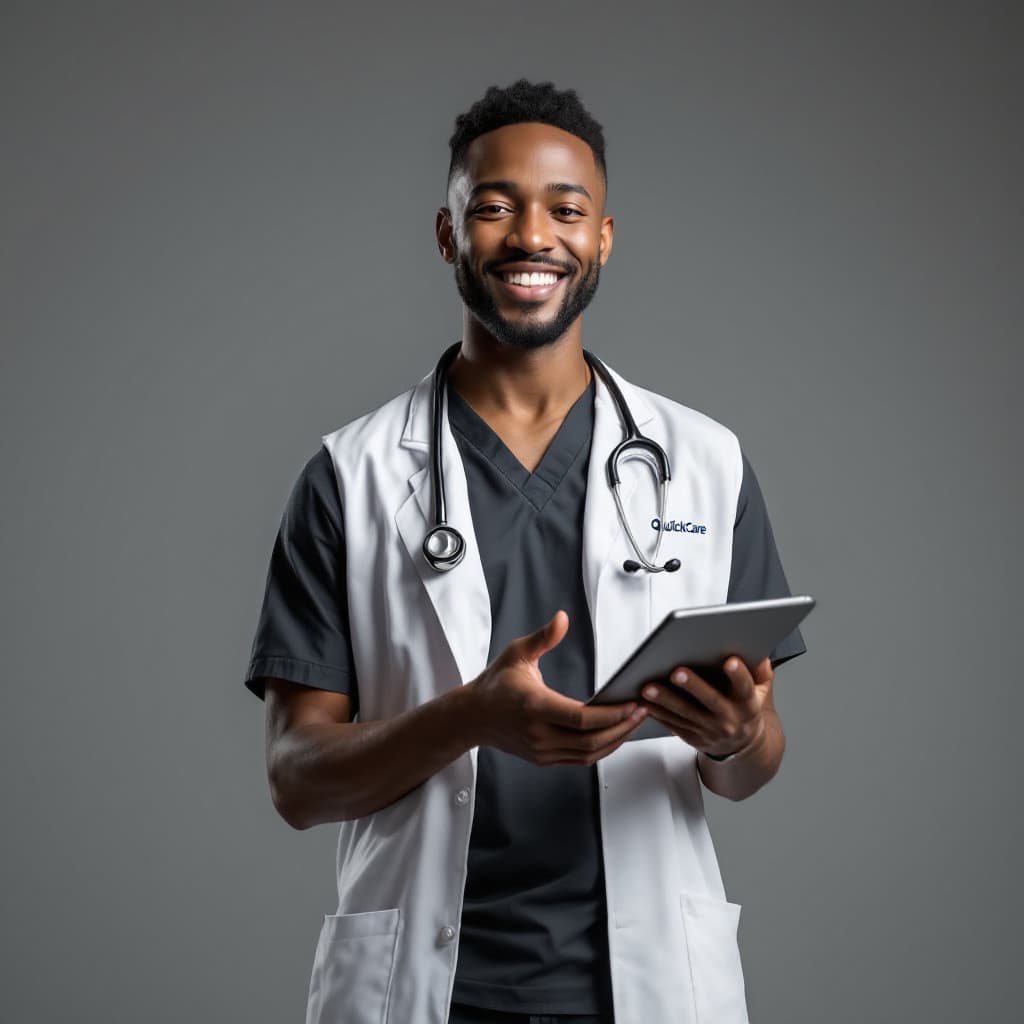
[424,344,682,577]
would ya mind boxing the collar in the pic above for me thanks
[399,350,654,452]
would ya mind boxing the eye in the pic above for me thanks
[554,206,584,218]
[472,203,511,217]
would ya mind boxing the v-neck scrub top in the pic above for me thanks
[445,375,612,1015]
[244,374,806,1016]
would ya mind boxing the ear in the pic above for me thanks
[598,215,614,267]
[436,207,456,263]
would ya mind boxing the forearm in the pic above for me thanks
[697,708,785,801]
[270,682,481,829]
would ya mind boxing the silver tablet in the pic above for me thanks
[587,595,815,742]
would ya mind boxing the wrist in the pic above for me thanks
[447,677,488,750]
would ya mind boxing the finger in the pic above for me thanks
[641,681,715,731]
[541,689,640,731]
[664,667,729,718]
[721,657,757,703]
[519,610,569,663]
[643,705,710,747]
[544,737,627,766]
[751,657,774,686]
[542,713,649,763]
[548,704,649,748]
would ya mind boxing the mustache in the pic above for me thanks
[483,255,575,276]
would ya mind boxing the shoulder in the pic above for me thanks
[278,445,344,534]
[319,370,430,481]
[600,359,738,445]
[295,445,338,493]
[315,374,432,509]
[322,383,418,456]
[610,367,743,484]
[640,381,738,446]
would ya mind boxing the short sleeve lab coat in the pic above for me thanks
[303,358,772,1024]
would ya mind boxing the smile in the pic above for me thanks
[490,268,568,301]
[501,271,561,286]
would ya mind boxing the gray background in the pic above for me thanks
[2,2,1020,1022]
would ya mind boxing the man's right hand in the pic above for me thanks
[263,609,646,828]
[466,609,648,767]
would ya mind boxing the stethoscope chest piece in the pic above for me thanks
[423,524,466,572]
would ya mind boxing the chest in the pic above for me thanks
[334,378,744,719]
[470,412,571,475]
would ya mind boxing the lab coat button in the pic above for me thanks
[455,788,470,805]
[439,925,456,943]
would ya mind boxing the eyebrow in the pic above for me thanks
[468,180,594,203]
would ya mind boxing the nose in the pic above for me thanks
[505,202,553,253]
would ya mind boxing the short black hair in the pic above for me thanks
[448,79,607,186]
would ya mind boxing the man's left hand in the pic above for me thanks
[639,656,773,759]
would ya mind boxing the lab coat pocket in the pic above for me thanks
[679,892,749,1024]
[306,907,400,1024]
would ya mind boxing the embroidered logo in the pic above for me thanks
[651,518,708,535]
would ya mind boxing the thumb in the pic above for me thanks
[520,609,569,664]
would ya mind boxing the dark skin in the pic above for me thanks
[437,121,612,472]
[263,123,784,828]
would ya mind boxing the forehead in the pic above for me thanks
[457,121,603,198]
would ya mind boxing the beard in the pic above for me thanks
[453,253,601,351]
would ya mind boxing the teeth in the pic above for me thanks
[502,271,559,286]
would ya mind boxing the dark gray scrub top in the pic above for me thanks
[244,378,806,1015]
[445,376,612,1015]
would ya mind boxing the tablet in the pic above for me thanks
[587,595,815,742]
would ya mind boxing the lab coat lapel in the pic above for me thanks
[582,361,656,692]
[395,357,655,693]
[395,371,492,685]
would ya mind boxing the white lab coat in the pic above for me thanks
[305,358,750,1024]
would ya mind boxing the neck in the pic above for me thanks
[448,319,592,423]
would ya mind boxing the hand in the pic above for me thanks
[639,656,773,759]
[467,610,649,767]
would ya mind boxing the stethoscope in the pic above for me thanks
[422,342,682,576]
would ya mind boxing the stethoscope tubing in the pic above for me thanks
[422,343,680,575]
[422,343,467,571]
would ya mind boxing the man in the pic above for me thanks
[245,79,806,1024]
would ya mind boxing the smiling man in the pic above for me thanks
[444,118,607,356]
[245,80,805,1024]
